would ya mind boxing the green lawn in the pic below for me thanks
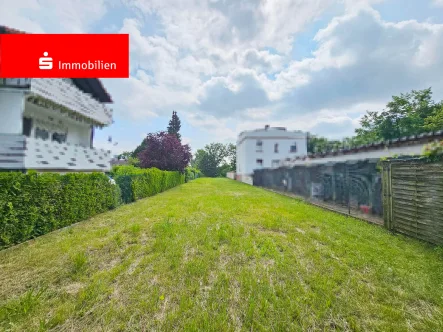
[1,178,442,331]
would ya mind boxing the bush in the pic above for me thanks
[113,166,185,203]
[184,167,202,183]
[423,140,443,161]
[0,172,121,248]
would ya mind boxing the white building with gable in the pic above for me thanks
[0,25,115,173]
[236,125,308,184]
[0,77,114,172]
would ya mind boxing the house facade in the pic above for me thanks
[0,78,114,172]
[236,126,308,184]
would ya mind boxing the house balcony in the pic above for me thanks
[0,78,113,126]
[0,134,111,172]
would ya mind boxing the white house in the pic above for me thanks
[236,126,308,184]
[0,77,114,172]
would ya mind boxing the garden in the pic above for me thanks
[1,178,442,331]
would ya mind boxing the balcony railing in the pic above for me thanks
[0,78,31,87]
[0,78,113,126]
[30,79,113,125]
[0,134,111,172]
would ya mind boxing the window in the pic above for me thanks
[274,143,279,153]
[35,127,49,140]
[272,160,280,167]
[256,159,263,166]
[52,132,67,144]
[290,142,297,153]
[22,117,32,137]
[256,140,263,152]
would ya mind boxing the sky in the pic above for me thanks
[2,0,443,155]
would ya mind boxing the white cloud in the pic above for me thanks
[0,0,108,33]
[5,0,443,148]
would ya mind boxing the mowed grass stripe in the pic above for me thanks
[0,178,442,331]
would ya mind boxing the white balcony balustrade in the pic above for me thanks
[0,134,111,172]
[0,78,113,126]
[0,78,31,87]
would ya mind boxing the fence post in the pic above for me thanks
[346,162,351,215]
[382,162,391,229]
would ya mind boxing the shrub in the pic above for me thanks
[184,167,202,182]
[0,172,121,248]
[113,166,185,203]
[423,140,443,161]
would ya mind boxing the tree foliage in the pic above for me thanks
[308,88,443,153]
[192,143,236,177]
[139,132,191,172]
[132,138,147,159]
[355,88,440,142]
[167,111,182,141]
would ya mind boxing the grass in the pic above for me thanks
[0,178,442,331]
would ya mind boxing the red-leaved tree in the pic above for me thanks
[138,131,191,172]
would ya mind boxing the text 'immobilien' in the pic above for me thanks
[58,61,117,70]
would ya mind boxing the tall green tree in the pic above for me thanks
[167,111,182,141]
[354,88,439,143]
[132,138,147,158]
[226,143,236,171]
[192,143,236,177]
[424,104,443,131]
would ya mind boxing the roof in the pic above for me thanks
[283,130,443,165]
[0,25,113,103]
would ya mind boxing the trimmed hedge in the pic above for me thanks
[113,166,184,203]
[0,172,121,248]
[0,166,184,248]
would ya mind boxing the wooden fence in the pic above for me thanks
[382,160,443,245]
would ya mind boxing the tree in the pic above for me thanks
[167,111,181,141]
[205,143,228,165]
[195,150,218,177]
[138,132,191,172]
[354,88,439,143]
[424,104,443,131]
[132,138,147,159]
[192,143,236,177]
[117,151,132,160]
[226,143,236,171]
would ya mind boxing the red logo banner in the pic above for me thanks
[0,34,129,78]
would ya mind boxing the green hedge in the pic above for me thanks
[184,167,202,183]
[113,166,185,203]
[0,166,184,248]
[0,172,121,248]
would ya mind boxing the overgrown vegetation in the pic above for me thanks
[0,172,120,248]
[308,88,443,153]
[1,179,442,331]
[422,140,443,161]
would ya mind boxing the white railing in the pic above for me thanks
[0,134,111,172]
[0,78,31,87]
[30,79,113,125]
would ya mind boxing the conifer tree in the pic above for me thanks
[167,111,181,141]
